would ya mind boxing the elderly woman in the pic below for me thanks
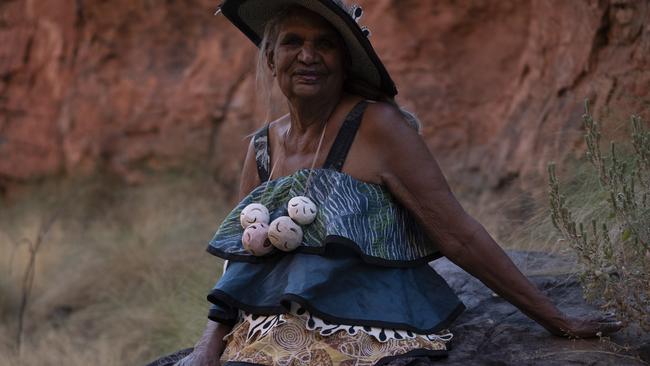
[176,1,621,365]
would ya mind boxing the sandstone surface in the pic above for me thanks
[432,252,650,365]
[1,0,649,201]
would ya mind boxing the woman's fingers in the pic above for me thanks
[565,315,623,338]
[591,312,617,323]
[176,354,221,366]
[590,312,623,334]
[595,319,623,334]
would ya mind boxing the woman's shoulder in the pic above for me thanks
[335,100,422,185]
[357,101,422,152]
[267,114,291,139]
[362,101,418,134]
[246,114,291,144]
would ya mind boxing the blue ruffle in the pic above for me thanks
[207,245,464,334]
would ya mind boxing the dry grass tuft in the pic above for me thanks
[0,168,229,365]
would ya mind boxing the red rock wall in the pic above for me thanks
[1,0,648,197]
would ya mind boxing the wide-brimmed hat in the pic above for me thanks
[217,0,398,97]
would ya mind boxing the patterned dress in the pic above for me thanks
[206,101,464,365]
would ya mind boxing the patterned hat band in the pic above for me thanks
[348,4,371,37]
[217,1,371,37]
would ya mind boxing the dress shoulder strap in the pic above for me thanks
[323,100,369,171]
[252,124,271,182]
[254,101,368,181]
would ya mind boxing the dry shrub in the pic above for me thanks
[548,101,650,330]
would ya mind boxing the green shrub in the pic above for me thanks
[548,101,649,331]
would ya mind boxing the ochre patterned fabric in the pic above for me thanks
[241,302,454,344]
[220,312,448,366]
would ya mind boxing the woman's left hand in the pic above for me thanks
[554,313,623,339]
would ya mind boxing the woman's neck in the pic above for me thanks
[286,95,340,134]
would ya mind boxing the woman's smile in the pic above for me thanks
[293,69,325,84]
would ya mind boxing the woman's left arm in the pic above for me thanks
[364,104,621,338]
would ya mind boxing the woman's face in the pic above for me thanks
[269,9,346,101]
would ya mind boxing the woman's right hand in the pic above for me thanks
[175,320,231,366]
[174,349,220,366]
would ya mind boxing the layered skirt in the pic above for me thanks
[208,245,464,365]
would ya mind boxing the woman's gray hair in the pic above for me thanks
[255,7,290,123]
[255,4,422,133]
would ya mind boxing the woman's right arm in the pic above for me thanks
[177,137,261,366]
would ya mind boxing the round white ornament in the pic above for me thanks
[268,216,303,251]
[240,203,270,228]
[287,196,318,225]
[242,223,274,256]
